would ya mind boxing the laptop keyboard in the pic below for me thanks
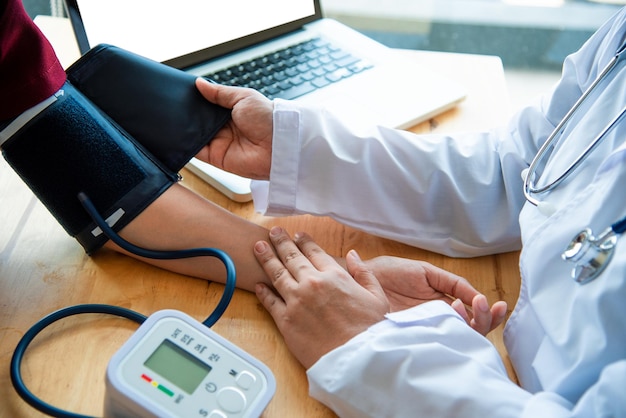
[204,37,373,100]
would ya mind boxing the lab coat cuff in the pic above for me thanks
[308,300,463,382]
[256,99,302,215]
[307,300,516,416]
[383,299,462,326]
[250,180,269,213]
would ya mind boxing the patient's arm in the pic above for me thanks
[106,183,270,292]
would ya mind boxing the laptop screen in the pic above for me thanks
[65,0,320,68]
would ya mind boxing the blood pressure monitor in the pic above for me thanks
[104,310,276,417]
[9,205,271,417]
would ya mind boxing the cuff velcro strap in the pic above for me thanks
[1,82,176,254]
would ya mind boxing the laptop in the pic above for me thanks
[64,0,466,201]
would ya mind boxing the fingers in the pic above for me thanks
[469,294,493,336]
[424,263,480,306]
[451,298,471,324]
[453,295,508,336]
[254,227,372,294]
[253,227,319,293]
[195,77,253,109]
[265,226,339,274]
[255,282,286,320]
[472,296,507,334]
[253,237,298,294]
[346,250,386,301]
[425,263,508,335]
[490,300,508,330]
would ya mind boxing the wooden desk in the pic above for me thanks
[0,18,518,417]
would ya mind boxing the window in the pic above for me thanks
[322,0,623,70]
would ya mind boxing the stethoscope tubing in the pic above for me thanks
[611,214,626,235]
[523,44,626,206]
[522,41,626,284]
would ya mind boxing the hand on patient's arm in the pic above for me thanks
[194,78,274,180]
[364,256,507,336]
[254,227,389,369]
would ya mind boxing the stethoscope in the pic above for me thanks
[523,40,626,285]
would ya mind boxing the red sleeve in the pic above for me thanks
[0,0,67,121]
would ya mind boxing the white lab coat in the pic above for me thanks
[251,7,626,417]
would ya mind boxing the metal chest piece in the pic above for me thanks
[561,227,617,284]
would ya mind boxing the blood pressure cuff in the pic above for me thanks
[66,43,231,173]
[1,44,230,254]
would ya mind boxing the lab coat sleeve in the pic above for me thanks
[252,104,533,257]
[250,7,626,258]
[306,301,626,418]
[307,300,532,417]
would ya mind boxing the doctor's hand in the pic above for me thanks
[194,78,274,180]
[363,256,508,336]
[254,227,389,369]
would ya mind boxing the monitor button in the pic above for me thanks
[236,371,257,390]
[217,387,246,413]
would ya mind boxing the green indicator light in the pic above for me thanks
[158,384,174,397]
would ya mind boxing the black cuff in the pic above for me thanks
[1,82,176,254]
[66,44,231,173]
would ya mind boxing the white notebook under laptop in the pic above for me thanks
[65,0,466,201]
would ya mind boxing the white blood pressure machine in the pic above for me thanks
[105,310,275,418]
[10,195,276,418]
